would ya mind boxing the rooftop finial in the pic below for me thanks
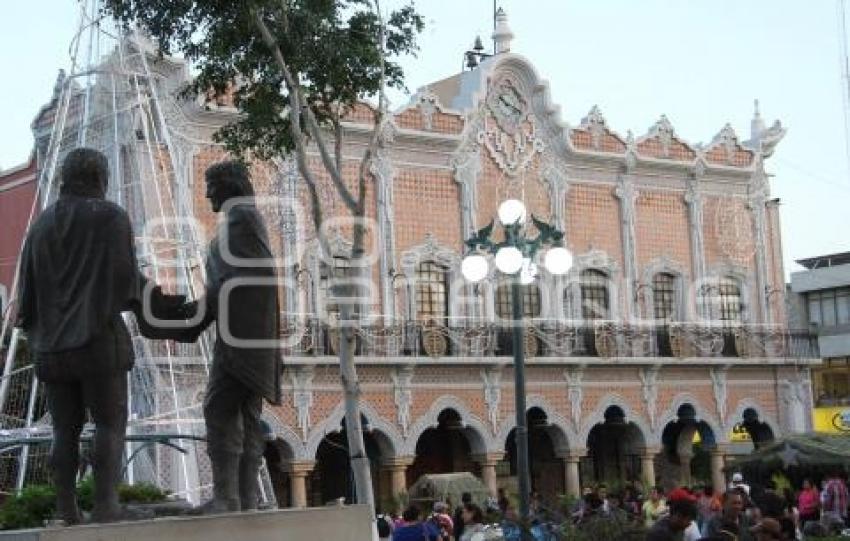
[492,8,514,54]
[751,98,765,144]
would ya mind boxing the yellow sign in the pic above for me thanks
[691,423,752,444]
[730,423,752,443]
[813,407,850,434]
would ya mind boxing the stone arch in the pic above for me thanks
[495,394,575,455]
[262,410,306,460]
[656,393,722,445]
[579,393,653,446]
[403,395,493,455]
[305,401,402,460]
[727,400,780,445]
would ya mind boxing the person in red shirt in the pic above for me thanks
[797,478,820,527]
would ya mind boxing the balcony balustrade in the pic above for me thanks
[275,316,820,361]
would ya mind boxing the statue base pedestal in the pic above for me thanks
[0,504,372,541]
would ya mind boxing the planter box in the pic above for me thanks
[0,504,372,541]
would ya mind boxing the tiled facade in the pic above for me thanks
[138,34,819,506]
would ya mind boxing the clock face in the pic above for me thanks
[488,79,526,133]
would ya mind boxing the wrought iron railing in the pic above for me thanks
[277,316,820,360]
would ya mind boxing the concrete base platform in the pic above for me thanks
[0,505,373,541]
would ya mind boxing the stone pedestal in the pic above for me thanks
[285,460,315,508]
[474,453,504,497]
[0,505,373,541]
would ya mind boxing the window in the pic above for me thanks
[495,284,541,319]
[652,273,677,321]
[807,288,850,328]
[320,256,353,318]
[580,269,610,320]
[717,277,743,323]
[415,261,449,322]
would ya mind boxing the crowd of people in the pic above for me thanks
[374,470,850,541]
[571,470,849,540]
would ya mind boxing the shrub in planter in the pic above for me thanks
[0,485,56,530]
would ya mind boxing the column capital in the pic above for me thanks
[557,448,588,462]
[639,446,662,457]
[284,460,316,475]
[473,453,505,466]
[382,456,416,470]
[711,444,730,456]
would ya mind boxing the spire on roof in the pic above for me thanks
[750,99,765,145]
[492,8,514,54]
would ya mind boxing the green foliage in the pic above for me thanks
[103,0,424,160]
[118,482,168,505]
[0,485,56,530]
[0,479,168,530]
[559,514,646,541]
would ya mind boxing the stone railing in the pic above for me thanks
[277,316,820,361]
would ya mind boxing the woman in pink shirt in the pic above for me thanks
[797,478,820,526]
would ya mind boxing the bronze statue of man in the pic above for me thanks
[17,148,184,524]
[177,161,281,513]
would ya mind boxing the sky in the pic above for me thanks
[1,0,848,277]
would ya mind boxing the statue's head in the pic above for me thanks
[59,148,109,198]
[204,160,254,213]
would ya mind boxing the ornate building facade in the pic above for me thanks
[17,15,820,509]
[168,18,820,509]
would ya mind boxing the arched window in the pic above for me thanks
[652,273,677,321]
[495,284,541,319]
[415,261,449,322]
[717,277,743,323]
[580,269,610,320]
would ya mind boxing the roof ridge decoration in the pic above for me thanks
[703,123,755,167]
[636,114,697,162]
[569,105,628,154]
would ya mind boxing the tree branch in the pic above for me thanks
[253,8,358,213]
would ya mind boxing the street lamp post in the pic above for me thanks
[461,199,572,522]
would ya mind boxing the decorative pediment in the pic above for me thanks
[704,124,754,167]
[636,115,697,161]
[394,88,464,133]
[570,105,627,153]
[399,233,460,274]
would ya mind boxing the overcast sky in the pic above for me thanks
[1,0,847,277]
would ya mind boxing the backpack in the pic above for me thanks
[376,515,391,537]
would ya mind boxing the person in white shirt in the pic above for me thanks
[729,473,751,496]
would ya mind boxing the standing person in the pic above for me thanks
[174,161,282,513]
[459,503,486,541]
[796,479,819,526]
[704,489,753,541]
[697,486,718,533]
[16,148,185,524]
[497,488,510,517]
[730,473,751,497]
[429,501,453,539]
[393,505,440,541]
[822,470,849,528]
[623,485,641,519]
[642,486,668,527]
[645,488,698,541]
[453,492,473,540]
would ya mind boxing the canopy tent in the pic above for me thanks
[407,472,490,507]
[725,433,850,470]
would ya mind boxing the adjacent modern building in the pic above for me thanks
[789,252,850,434]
